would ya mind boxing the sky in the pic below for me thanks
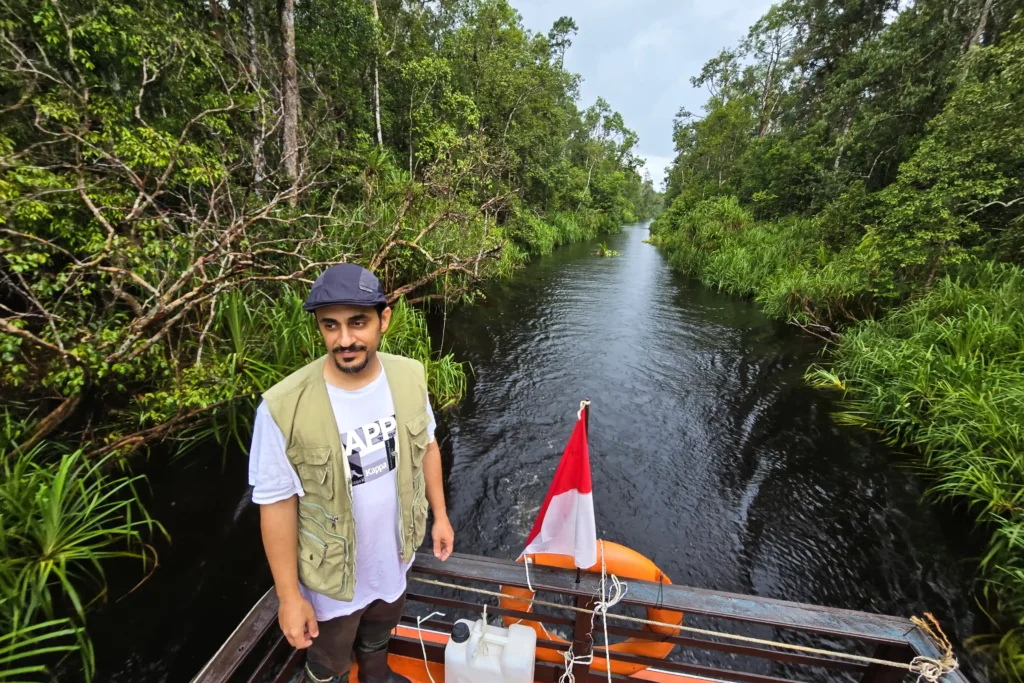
[512,0,775,190]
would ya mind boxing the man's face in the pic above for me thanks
[315,304,391,375]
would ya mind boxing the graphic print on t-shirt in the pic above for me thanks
[342,415,398,487]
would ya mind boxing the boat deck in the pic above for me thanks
[194,552,968,683]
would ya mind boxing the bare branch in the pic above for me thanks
[15,395,81,455]
[966,196,1024,217]
[0,318,81,363]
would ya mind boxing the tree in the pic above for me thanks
[243,0,265,186]
[548,16,578,65]
[281,0,299,200]
[371,0,384,147]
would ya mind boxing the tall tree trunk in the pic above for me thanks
[966,0,995,49]
[244,0,265,187]
[758,45,779,138]
[833,111,853,171]
[408,97,414,175]
[372,0,384,148]
[577,156,595,211]
[281,0,299,205]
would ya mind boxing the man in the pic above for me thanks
[248,263,455,683]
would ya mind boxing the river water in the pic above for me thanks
[91,222,985,682]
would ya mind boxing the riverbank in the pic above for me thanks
[651,2,1024,678]
[649,200,1024,679]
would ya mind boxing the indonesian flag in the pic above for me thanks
[519,401,597,568]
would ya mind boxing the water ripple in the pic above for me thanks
[433,223,985,681]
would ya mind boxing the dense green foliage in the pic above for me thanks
[653,197,873,325]
[0,421,159,680]
[652,1,1024,678]
[809,265,1024,677]
[658,0,1024,290]
[0,0,656,678]
[0,0,656,452]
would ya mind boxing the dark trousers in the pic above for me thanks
[305,593,407,682]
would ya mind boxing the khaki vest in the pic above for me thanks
[262,352,431,602]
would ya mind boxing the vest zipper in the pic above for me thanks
[339,443,355,569]
[299,501,339,530]
[394,431,405,555]
[298,509,347,542]
[299,528,328,552]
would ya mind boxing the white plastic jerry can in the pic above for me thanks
[444,618,537,683]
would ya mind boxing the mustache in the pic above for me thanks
[332,344,367,354]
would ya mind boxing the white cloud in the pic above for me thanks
[638,153,673,191]
[512,0,775,164]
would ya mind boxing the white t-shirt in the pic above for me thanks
[247,364,436,620]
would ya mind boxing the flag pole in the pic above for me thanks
[571,399,594,679]
[576,398,590,585]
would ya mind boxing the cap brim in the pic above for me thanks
[302,298,387,312]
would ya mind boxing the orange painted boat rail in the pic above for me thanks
[193,551,967,683]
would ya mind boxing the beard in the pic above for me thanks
[331,343,374,374]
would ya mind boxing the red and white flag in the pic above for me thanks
[519,401,597,568]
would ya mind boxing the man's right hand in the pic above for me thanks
[279,595,319,649]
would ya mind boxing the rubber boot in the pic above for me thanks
[355,648,411,683]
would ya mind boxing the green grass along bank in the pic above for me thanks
[649,196,1024,681]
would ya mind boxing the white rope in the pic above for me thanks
[409,576,959,679]
[558,644,593,683]
[537,620,557,642]
[510,557,535,627]
[590,540,626,682]
[415,611,446,683]
[473,604,491,658]
[912,656,951,683]
[577,399,590,420]
[303,664,336,683]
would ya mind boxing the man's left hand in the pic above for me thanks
[432,516,454,561]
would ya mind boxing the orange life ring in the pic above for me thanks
[499,541,683,676]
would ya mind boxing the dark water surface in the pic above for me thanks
[90,223,985,682]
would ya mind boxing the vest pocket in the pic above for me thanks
[298,529,327,578]
[406,410,431,467]
[291,446,334,500]
[323,535,351,597]
[298,527,351,599]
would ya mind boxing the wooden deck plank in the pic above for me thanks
[192,587,279,683]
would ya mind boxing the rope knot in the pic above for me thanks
[593,574,626,615]
[909,614,958,683]
[909,656,956,683]
[558,645,594,683]
[473,604,491,658]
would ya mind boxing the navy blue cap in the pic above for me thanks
[302,263,387,312]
